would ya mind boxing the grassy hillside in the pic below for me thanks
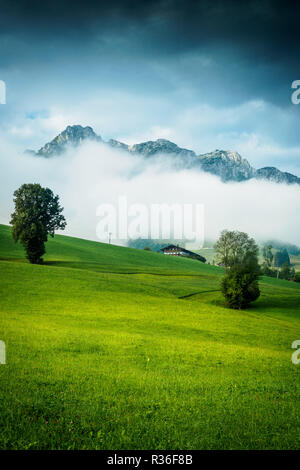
[0,224,300,450]
[0,224,220,276]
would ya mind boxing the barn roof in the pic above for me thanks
[161,245,206,263]
[161,244,181,250]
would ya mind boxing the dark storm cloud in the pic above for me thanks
[1,0,299,59]
[1,0,300,162]
[0,0,299,106]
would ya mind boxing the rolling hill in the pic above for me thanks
[0,224,300,449]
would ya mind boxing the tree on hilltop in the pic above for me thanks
[10,183,66,264]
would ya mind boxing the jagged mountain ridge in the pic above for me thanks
[198,149,255,182]
[36,125,101,157]
[255,166,300,185]
[30,125,300,185]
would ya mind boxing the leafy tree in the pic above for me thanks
[274,249,290,268]
[215,230,259,268]
[10,184,66,264]
[221,262,260,309]
[279,262,294,280]
[291,266,296,279]
[264,240,300,256]
[260,245,276,277]
[214,230,234,267]
[262,245,273,267]
[260,263,276,277]
[216,230,260,309]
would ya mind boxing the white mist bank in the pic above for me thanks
[0,139,300,247]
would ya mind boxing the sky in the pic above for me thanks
[1,0,300,245]
[0,0,300,169]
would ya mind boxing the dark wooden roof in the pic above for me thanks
[161,244,181,250]
[161,245,206,263]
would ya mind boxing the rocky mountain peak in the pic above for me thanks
[63,125,98,139]
[198,149,255,182]
[255,167,300,185]
[36,124,101,157]
[108,139,129,151]
[29,125,300,185]
[128,138,196,159]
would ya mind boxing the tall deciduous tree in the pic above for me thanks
[10,184,67,264]
[262,245,273,267]
[261,245,275,276]
[215,230,259,268]
[280,262,294,280]
[274,249,290,268]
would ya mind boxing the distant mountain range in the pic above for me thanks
[26,125,300,185]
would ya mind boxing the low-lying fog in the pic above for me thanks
[1,139,300,248]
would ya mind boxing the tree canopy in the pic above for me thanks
[10,184,66,264]
[215,230,260,309]
[215,230,259,268]
[262,245,273,267]
[274,249,290,268]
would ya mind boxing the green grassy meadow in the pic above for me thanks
[0,223,300,449]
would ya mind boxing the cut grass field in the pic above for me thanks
[0,223,300,450]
